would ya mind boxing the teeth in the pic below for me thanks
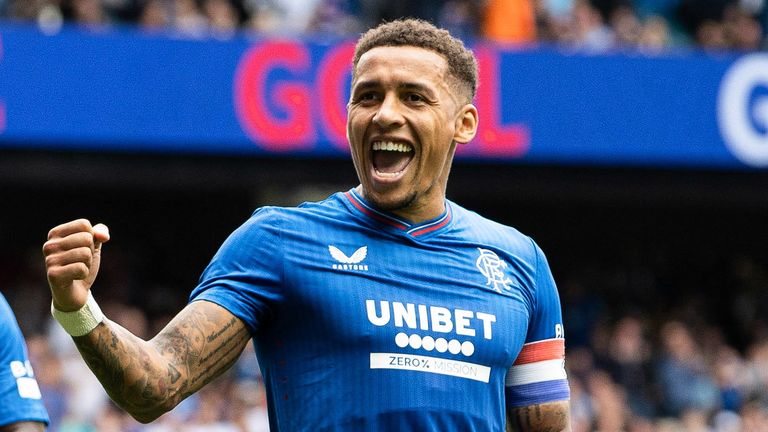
[374,169,401,178]
[372,141,413,152]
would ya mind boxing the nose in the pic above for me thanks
[372,93,404,129]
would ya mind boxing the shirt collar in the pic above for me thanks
[343,188,453,238]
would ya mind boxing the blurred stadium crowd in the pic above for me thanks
[0,0,767,51]
[2,1,768,432]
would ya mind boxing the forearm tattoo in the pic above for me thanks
[507,401,570,432]
[72,303,249,420]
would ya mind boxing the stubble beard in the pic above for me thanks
[370,190,419,213]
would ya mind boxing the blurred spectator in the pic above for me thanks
[723,3,764,50]
[740,400,768,432]
[171,0,208,37]
[566,376,594,432]
[655,321,720,417]
[610,5,643,46]
[28,334,66,431]
[246,0,323,34]
[696,18,728,49]
[745,340,768,405]
[437,0,480,41]
[540,0,575,20]
[203,0,240,37]
[245,1,284,34]
[637,15,671,52]
[139,0,169,30]
[7,0,51,21]
[367,0,447,28]
[236,380,270,432]
[568,0,615,50]
[91,402,134,432]
[561,280,604,348]
[713,409,743,432]
[713,345,747,413]
[679,409,711,432]
[65,0,111,27]
[481,0,538,44]
[47,317,111,427]
[587,369,630,431]
[634,0,680,20]
[183,381,240,432]
[604,316,656,419]
[306,0,362,36]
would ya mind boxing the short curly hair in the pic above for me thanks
[352,19,478,103]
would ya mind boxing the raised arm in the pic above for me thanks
[506,400,571,432]
[74,300,249,422]
[43,219,251,422]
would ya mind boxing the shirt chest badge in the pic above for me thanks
[329,245,369,271]
[475,248,517,293]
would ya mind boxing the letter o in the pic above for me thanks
[718,54,768,167]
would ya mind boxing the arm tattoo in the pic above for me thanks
[507,401,571,432]
[72,301,250,422]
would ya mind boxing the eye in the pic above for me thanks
[354,92,380,104]
[405,93,425,103]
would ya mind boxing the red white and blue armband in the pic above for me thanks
[505,338,570,407]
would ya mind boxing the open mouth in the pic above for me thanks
[371,140,415,178]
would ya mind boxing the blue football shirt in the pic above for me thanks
[191,189,569,431]
[0,293,49,427]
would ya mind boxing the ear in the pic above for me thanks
[453,103,478,144]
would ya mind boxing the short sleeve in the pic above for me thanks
[0,294,49,427]
[190,207,285,335]
[505,241,570,408]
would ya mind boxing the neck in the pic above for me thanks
[355,185,446,224]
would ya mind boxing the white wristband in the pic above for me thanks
[51,292,104,337]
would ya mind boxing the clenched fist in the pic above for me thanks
[42,219,110,312]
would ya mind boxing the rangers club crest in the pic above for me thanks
[475,248,515,293]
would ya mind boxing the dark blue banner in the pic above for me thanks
[0,22,766,168]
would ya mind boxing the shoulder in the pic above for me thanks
[234,192,347,237]
[449,201,538,257]
[245,192,347,227]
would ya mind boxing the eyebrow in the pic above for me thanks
[350,80,378,93]
[351,80,438,98]
[399,83,437,98]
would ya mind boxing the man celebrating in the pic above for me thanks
[43,19,570,431]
